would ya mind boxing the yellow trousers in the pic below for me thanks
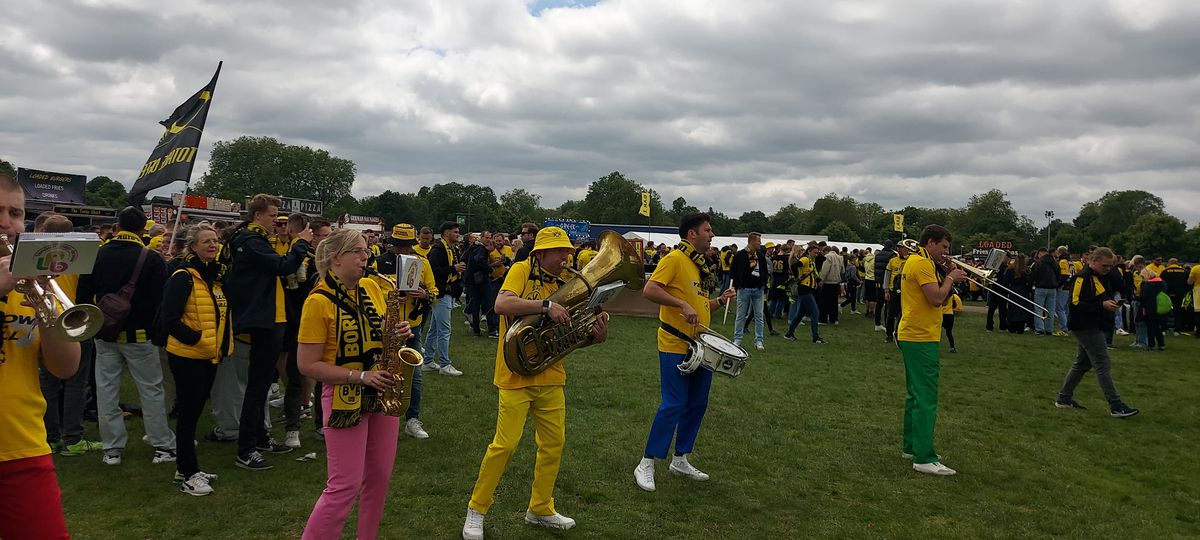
[468,386,566,515]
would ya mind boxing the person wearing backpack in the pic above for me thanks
[158,223,231,496]
[223,194,313,471]
[76,206,176,466]
[1139,275,1168,350]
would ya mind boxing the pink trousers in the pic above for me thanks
[301,390,400,540]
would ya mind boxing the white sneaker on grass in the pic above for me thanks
[180,472,213,496]
[102,452,122,466]
[285,430,301,449]
[634,458,656,492]
[874,325,885,331]
[912,461,957,476]
[421,362,441,373]
[525,510,576,530]
[152,448,177,464]
[440,364,463,377]
[669,455,710,481]
[462,508,484,540]
[174,470,218,483]
[405,418,429,439]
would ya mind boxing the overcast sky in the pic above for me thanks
[2,0,1199,226]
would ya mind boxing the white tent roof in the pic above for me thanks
[623,231,882,253]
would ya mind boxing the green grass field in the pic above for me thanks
[56,307,1200,539]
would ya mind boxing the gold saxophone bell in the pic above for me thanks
[0,234,104,342]
[503,230,645,376]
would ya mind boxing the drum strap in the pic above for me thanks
[660,322,697,346]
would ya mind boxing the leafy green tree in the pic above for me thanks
[1073,190,1165,245]
[953,189,1021,239]
[496,188,548,232]
[326,194,359,221]
[769,204,808,234]
[1048,223,1094,253]
[819,220,860,242]
[360,190,423,228]
[805,194,859,233]
[665,196,700,225]
[855,202,887,242]
[0,159,14,176]
[84,176,128,208]
[738,210,770,233]
[194,136,355,211]
[706,207,741,237]
[416,182,499,231]
[573,172,667,225]
[1109,214,1187,258]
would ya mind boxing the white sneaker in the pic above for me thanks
[1116,328,1129,336]
[669,455,710,481]
[462,508,484,540]
[102,452,122,466]
[525,510,576,530]
[405,418,429,439]
[754,342,765,351]
[912,461,957,476]
[874,325,885,331]
[421,362,441,373]
[284,430,301,449]
[269,397,285,408]
[634,458,656,492]
[268,382,283,401]
[180,472,214,496]
[440,364,463,377]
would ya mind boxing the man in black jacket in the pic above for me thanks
[77,206,176,466]
[424,220,466,376]
[465,233,500,337]
[512,222,538,263]
[873,241,895,331]
[1054,247,1138,418]
[224,194,312,471]
[730,232,769,350]
[1032,249,1059,335]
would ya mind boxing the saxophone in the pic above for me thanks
[503,230,645,376]
[365,267,424,416]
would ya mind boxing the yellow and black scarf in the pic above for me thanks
[110,230,145,246]
[675,240,715,291]
[312,273,385,428]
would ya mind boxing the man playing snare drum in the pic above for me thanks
[634,212,735,492]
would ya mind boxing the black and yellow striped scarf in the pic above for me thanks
[313,273,385,428]
[675,240,715,291]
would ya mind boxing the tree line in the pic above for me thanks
[5,136,1199,259]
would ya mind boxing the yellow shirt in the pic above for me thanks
[413,243,432,258]
[898,249,942,342]
[1190,265,1200,312]
[651,250,711,354]
[488,248,507,281]
[493,260,566,389]
[886,255,907,290]
[793,256,817,291]
[1147,263,1164,277]
[500,245,515,261]
[0,293,50,462]
[942,293,963,315]
[576,249,598,270]
[297,278,388,366]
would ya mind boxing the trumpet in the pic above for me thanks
[0,234,105,342]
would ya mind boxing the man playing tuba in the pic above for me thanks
[462,226,609,540]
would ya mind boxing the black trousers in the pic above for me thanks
[819,284,840,323]
[168,354,218,478]
[942,314,956,349]
[986,292,1009,331]
[885,292,901,338]
[237,325,284,457]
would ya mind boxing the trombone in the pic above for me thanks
[898,239,1048,321]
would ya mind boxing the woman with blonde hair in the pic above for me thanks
[159,223,231,495]
[298,228,411,540]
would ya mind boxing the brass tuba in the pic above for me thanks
[503,230,645,376]
[0,234,104,342]
[364,267,424,416]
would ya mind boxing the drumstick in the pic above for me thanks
[721,287,733,325]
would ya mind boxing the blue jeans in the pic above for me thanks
[733,287,765,344]
[1113,294,1125,331]
[786,293,820,340]
[1034,288,1056,333]
[1055,289,1070,331]
[406,326,425,420]
[644,352,712,459]
[424,295,454,368]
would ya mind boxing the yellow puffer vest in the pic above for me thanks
[166,267,233,363]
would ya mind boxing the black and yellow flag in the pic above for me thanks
[128,62,221,206]
[639,191,651,217]
[892,213,904,232]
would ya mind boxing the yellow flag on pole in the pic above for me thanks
[639,191,651,217]
[892,213,904,232]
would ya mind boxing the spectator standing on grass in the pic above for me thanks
[730,232,769,350]
[424,220,466,376]
[818,245,844,325]
[1054,247,1140,418]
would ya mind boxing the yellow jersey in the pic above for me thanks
[493,260,566,389]
[942,293,962,315]
[1190,265,1200,312]
[576,248,598,270]
[297,278,388,366]
[886,255,907,291]
[651,250,711,354]
[898,248,943,342]
[412,243,432,258]
[0,293,52,462]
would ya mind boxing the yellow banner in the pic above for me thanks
[639,191,651,217]
[892,213,904,232]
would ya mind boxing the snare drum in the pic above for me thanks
[677,331,750,378]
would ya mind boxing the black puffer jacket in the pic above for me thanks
[223,226,310,333]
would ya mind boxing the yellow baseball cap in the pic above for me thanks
[765,242,777,248]
[532,226,573,252]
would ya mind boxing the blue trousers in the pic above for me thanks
[1034,288,1056,333]
[1055,289,1070,331]
[786,293,820,339]
[423,295,454,368]
[644,352,713,459]
[406,326,424,420]
[733,287,765,344]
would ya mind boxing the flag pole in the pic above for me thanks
[166,181,188,256]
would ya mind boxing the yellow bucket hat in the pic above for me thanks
[387,223,417,246]
[531,226,573,252]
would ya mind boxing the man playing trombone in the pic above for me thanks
[897,225,965,476]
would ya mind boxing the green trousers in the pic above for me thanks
[900,341,941,464]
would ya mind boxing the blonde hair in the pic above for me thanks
[183,223,218,258]
[315,228,365,279]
